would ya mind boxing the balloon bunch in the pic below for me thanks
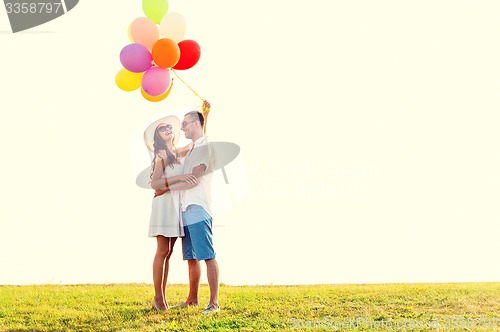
[115,0,201,102]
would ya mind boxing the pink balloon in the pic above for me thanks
[130,17,159,50]
[142,67,171,96]
[120,44,152,73]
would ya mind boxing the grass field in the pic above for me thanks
[1,283,500,331]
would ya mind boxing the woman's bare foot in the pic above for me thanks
[152,297,168,311]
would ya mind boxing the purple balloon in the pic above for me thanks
[142,67,171,96]
[120,44,153,73]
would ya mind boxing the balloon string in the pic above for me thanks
[171,69,204,102]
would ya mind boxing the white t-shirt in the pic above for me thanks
[181,136,216,216]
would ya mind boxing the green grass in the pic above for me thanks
[1,283,500,331]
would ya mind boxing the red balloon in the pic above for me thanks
[173,40,201,70]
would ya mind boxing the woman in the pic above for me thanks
[147,117,197,311]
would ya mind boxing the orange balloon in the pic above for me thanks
[152,38,180,68]
[141,79,173,102]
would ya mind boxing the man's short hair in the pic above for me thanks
[185,110,205,128]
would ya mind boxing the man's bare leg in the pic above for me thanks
[206,258,219,307]
[185,259,201,305]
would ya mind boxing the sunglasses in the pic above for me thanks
[181,120,197,128]
[158,124,173,132]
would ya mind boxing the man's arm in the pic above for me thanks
[192,163,207,178]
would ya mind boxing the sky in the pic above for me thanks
[0,0,499,286]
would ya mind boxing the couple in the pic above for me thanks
[147,108,219,314]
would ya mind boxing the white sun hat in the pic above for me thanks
[143,115,181,152]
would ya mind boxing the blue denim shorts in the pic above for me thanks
[181,205,216,261]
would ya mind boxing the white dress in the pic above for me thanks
[148,163,185,237]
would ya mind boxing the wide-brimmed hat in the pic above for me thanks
[143,115,181,152]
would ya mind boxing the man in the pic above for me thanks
[179,110,220,314]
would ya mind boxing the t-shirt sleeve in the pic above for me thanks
[189,144,210,170]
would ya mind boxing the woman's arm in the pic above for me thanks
[151,172,197,190]
[150,155,166,186]
[176,143,192,158]
[154,164,206,190]
[150,150,197,189]
[166,180,198,191]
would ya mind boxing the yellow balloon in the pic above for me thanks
[116,68,144,91]
[142,0,168,24]
[141,80,173,102]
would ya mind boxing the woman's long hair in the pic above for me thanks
[150,126,178,179]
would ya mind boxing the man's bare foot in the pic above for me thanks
[177,300,199,307]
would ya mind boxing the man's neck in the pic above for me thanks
[191,132,203,144]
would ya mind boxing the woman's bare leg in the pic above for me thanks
[152,236,171,310]
[162,237,177,306]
